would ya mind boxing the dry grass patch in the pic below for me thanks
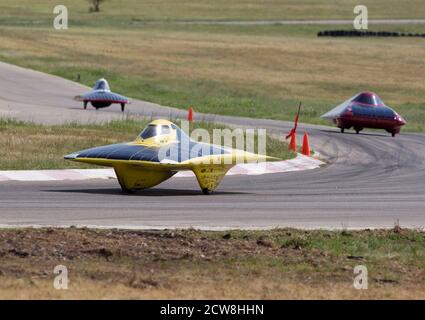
[2,0,425,23]
[1,25,424,131]
[1,1,425,131]
[0,227,424,299]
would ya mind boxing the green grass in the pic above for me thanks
[0,1,424,132]
[194,227,425,271]
[0,118,295,170]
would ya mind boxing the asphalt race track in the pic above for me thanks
[0,62,424,229]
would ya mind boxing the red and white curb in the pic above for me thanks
[0,154,324,182]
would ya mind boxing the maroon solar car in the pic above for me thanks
[321,92,406,137]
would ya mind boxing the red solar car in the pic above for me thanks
[321,92,406,137]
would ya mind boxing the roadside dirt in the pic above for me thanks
[0,227,424,299]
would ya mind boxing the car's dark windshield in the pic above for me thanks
[140,125,158,139]
[353,93,384,106]
[93,79,110,91]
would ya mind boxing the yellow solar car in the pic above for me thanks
[65,119,272,194]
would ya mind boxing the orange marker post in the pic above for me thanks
[302,132,311,156]
[188,106,194,122]
[289,132,297,152]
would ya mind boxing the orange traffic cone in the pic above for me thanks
[187,107,194,122]
[289,132,297,152]
[302,132,311,156]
